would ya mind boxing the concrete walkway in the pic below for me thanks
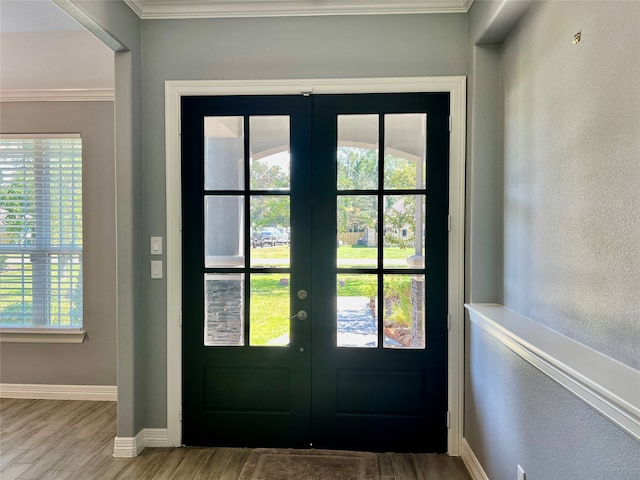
[336,296,378,347]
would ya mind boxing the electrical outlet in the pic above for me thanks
[517,465,526,480]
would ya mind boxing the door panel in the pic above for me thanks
[182,95,312,448]
[311,94,449,452]
[182,92,449,452]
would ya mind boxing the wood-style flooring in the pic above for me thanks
[0,399,471,480]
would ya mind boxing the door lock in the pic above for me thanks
[297,289,308,300]
[291,310,308,321]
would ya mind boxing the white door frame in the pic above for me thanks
[165,77,466,454]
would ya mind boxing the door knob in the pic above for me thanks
[291,310,308,321]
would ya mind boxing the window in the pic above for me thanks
[0,135,82,329]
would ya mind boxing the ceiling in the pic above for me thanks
[123,0,474,19]
[0,0,82,32]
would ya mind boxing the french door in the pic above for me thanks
[181,92,449,452]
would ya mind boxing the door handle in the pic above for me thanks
[291,310,308,321]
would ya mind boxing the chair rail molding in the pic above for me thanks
[465,303,640,442]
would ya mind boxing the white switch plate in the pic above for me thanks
[517,465,526,480]
[150,236,163,255]
[151,260,163,279]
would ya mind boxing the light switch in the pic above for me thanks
[151,260,163,279]
[151,236,163,255]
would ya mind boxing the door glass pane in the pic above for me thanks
[204,116,244,190]
[205,196,244,268]
[250,273,290,347]
[250,116,290,191]
[337,274,378,348]
[383,274,425,349]
[337,115,378,190]
[384,114,426,190]
[204,273,244,346]
[383,195,425,269]
[337,195,377,268]
[250,196,290,268]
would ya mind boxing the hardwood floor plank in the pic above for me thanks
[64,455,126,480]
[391,453,420,480]
[116,448,171,480]
[40,470,75,480]
[217,448,251,480]
[0,462,32,480]
[11,448,71,480]
[1,399,471,480]
[377,452,395,477]
[0,447,29,469]
[191,447,237,480]
[125,448,189,480]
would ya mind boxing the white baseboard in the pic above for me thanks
[0,383,117,401]
[461,437,490,480]
[113,428,171,457]
[113,430,146,458]
[143,428,170,447]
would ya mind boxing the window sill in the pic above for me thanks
[0,328,86,344]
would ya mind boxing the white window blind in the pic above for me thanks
[0,135,82,328]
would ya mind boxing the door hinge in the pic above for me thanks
[178,309,182,327]
[448,115,452,132]
[447,313,452,331]
[301,87,313,96]
[179,404,183,422]
[179,214,182,232]
[447,214,452,232]
[446,411,451,428]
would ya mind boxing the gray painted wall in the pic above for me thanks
[65,0,144,437]
[502,0,640,369]
[0,30,113,90]
[465,1,640,479]
[0,101,117,386]
[466,322,640,480]
[140,13,469,427]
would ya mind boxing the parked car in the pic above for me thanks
[252,228,290,247]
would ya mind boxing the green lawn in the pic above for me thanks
[0,262,80,327]
[249,274,290,346]
[337,245,412,259]
[251,245,417,259]
[248,270,415,345]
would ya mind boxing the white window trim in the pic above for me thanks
[0,327,86,343]
[164,77,466,453]
[0,133,84,337]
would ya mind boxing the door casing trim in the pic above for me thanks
[165,77,466,454]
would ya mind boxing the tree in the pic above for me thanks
[250,159,290,230]
[337,147,378,190]
[384,196,415,249]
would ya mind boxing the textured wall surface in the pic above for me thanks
[465,321,640,480]
[502,0,640,368]
[465,2,640,479]
[0,101,117,386]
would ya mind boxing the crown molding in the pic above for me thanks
[0,89,115,102]
[124,0,473,20]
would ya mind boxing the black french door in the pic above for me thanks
[182,92,449,452]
